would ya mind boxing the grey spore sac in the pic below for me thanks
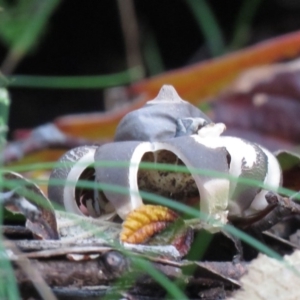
[114,85,211,142]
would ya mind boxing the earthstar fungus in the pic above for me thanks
[48,85,282,232]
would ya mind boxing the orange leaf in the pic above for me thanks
[54,98,147,140]
[55,31,300,140]
[131,30,300,103]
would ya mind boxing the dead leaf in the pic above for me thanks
[212,59,300,150]
[231,251,300,300]
[56,211,121,243]
[130,31,300,103]
[2,171,59,240]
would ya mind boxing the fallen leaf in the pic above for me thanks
[231,251,300,300]
[2,171,59,240]
[56,211,121,243]
[212,59,300,150]
[131,31,300,103]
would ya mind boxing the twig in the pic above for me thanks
[117,0,145,80]
[10,248,246,288]
[250,192,300,232]
[5,238,57,300]
[1,225,33,238]
[7,239,113,251]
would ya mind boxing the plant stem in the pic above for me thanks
[228,0,262,51]
[0,88,20,299]
[117,0,145,80]
[186,0,225,57]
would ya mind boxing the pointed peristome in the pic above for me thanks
[148,85,184,103]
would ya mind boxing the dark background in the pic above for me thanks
[1,0,300,134]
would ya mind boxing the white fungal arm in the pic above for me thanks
[193,130,282,218]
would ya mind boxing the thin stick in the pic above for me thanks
[5,238,57,300]
[117,0,145,80]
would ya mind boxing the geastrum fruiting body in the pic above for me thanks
[48,85,282,231]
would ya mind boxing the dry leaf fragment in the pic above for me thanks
[0,188,41,221]
[212,58,300,150]
[56,211,121,243]
[171,226,194,257]
[2,171,59,240]
[231,251,300,300]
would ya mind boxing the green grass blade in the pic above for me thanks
[1,0,61,73]
[228,0,262,50]
[143,30,165,76]
[2,67,141,89]
[0,89,20,299]
[134,258,188,300]
[186,0,225,56]
[0,88,9,149]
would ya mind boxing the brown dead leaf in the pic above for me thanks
[212,59,300,151]
[2,171,59,240]
[231,251,300,300]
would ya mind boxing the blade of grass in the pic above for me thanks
[133,257,188,300]
[117,0,145,81]
[0,88,9,150]
[143,29,165,76]
[5,159,297,200]
[186,0,225,56]
[228,0,262,51]
[0,89,20,299]
[1,67,142,89]
[1,0,61,74]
